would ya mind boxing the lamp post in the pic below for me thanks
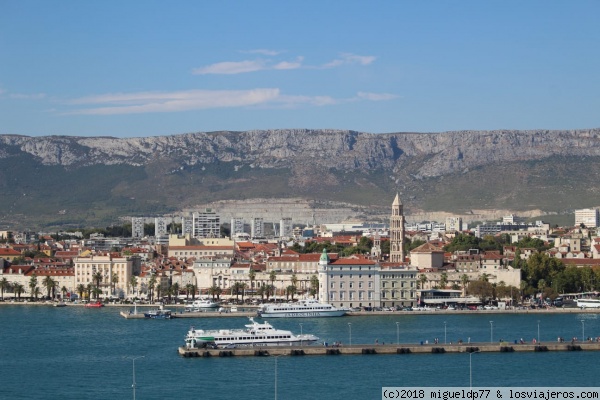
[299,323,303,347]
[396,322,400,345]
[581,320,585,341]
[274,355,280,400]
[537,320,540,343]
[489,321,493,343]
[125,356,144,400]
[444,321,447,344]
[469,350,481,390]
[348,322,352,346]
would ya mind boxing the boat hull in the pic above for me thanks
[576,299,600,308]
[259,310,347,318]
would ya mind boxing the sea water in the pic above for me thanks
[0,306,598,400]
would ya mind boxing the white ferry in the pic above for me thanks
[184,317,318,349]
[257,298,347,318]
[576,298,600,309]
[185,298,219,311]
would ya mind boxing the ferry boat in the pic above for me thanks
[185,298,219,312]
[184,317,318,349]
[144,309,173,319]
[257,298,347,318]
[576,298,600,308]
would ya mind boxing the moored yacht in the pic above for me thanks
[185,298,219,311]
[184,317,318,349]
[576,298,600,308]
[257,298,347,318]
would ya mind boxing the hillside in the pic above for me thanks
[1,128,599,229]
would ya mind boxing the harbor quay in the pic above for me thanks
[177,341,600,358]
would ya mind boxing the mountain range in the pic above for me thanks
[1,128,599,230]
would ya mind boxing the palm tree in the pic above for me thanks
[257,285,266,301]
[129,276,138,298]
[61,286,68,301]
[248,268,256,298]
[0,277,9,300]
[76,284,85,301]
[155,281,163,302]
[29,273,38,301]
[111,272,119,297]
[148,274,157,302]
[239,282,248,303]
[310,275,319,299]
[208,284,222,301]
[185,284,194,300]
[418,274,427,290]
[190,284,197,300]
[286,285,297,301]
[42,276,56,299]
[269,270,277,296]
[86,283,94,300]
[291,274,298,295]
[439,272,448,289]
[231,282,242,301]
[13,283,24,300]
[460,274,470,295]
[171,282,180,302]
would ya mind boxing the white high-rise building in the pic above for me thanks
[251,217,264,238]
[181,216,193,236]
[132,217,144,239]
[193,209,221,238]
[445,217,463,233]
[575,208,599,228]
[155,217,168,237]
[279,217,293,239]
[230,217,245,238]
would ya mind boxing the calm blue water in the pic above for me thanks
[1,306,599,400]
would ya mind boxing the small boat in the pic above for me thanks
[85,301,104,308]
[257,298,347,318]
[184,317,318,349]
[576,298,600,309]
[184,298,219,312]
[54,301,67,308]
[144,309,173,319]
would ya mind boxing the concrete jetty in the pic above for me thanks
[120,310,256,319]
[178,341,600,358]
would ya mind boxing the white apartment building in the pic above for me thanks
[575,208,599,228]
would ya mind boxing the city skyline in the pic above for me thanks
[2,1,600,137]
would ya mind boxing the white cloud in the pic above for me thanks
[322,53,376,68]
[192,60,268,75]
[355,92,398,101]
[241,49,281,56]
[273,57,304,70]
[65,89,281,115]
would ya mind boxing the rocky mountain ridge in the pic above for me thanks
[1,128,599,229]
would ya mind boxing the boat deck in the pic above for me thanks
[178,341,600,358]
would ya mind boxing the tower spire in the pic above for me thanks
[389,193,405,263]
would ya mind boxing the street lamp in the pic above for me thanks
[489,321,493,343]
[348,322,352,346]
[444,321,447,344]
[124,356,144,400]
[537,320,540,343]
[469,350,481,390]
[396,322,400,345]
[299,323,303,347]
[581,320,585,341]
[274,355,281,400]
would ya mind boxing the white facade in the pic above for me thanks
[132,217,144,239]
[279,217,293,239]
[74,255,133,298]
[193,210,221,238]
[155,217,168,237]
[445,217,463,233]
[575,208,599,228]
[251,217,264,238]
[230,217,245,238]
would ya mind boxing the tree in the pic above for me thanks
[239,282,248,303]
[148,274,157,302]
[129,276,138,297]
[29,273,38,301]
[0,277,9,300]
[13,283,24,300]
[248,268,256,297]
[231,282,242,301]
[291,274,298,296]
[286,285,297,301]
[257,285,266,301]
[61,286,68,301]
[111,273,119,297]
[467,279,495,303]
[208,285,222,301]
[76,284,85,300]
[42,276,56,299]
[460,274,470,295]
[185,284,194,300]
[418,274,428,290]
[171,282,180,301]
[439,272,448,289]
[309,275,319,299]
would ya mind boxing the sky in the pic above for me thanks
[1,1,599,138]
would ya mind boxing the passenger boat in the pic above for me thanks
[257,298,347,318]
[576,298,600,308]
[144,309,173,319]
[85,301,104,308]
[54,301,67,307]
[184,298,219,311]
[184,317,318,349]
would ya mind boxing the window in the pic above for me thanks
[359,282,363,288]
[368,281,373,288]
[349,282,354,288]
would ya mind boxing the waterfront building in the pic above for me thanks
[168,235,235,260]
[389,193,406,263]
[74,254,133,298]
[379,264,418,308]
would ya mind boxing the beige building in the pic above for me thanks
[74,254,133,298]
[380,265,418,308]
[410,242,445,269]
[168,234,235,260]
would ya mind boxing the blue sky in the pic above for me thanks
[1,1,599,138]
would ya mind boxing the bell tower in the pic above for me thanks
[389,193,406,263]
